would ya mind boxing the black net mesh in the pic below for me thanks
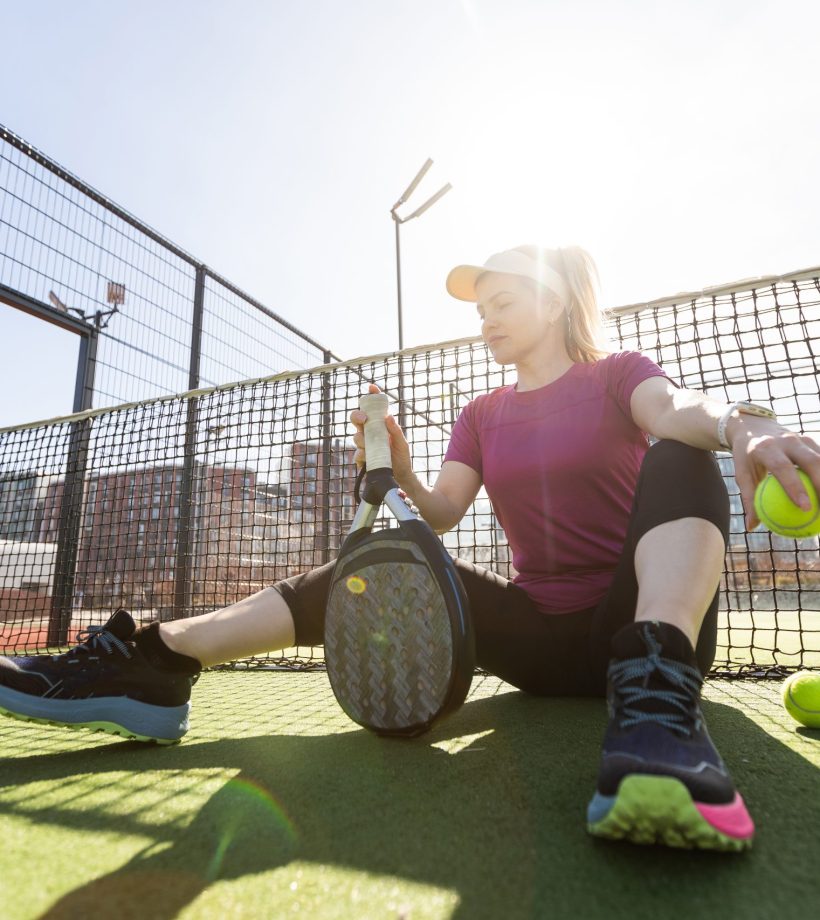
[1,270,818,675]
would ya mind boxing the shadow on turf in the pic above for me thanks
[796,725,820,738]
[0,689,817,920]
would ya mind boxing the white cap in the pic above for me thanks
[446,248,570,306]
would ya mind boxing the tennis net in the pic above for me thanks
[1,267,818,674]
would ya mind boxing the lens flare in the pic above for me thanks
[206,775,297,880]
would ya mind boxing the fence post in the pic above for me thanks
[47,328,98,644]
[72,327,98,414]
[398,355,407,433]
[47,419,91,644]
[317,350,333,564]
[173,266,206,617]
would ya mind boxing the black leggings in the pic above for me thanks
[276,440,730,698]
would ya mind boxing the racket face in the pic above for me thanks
[325,528,472,737]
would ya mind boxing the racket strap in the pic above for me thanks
[353,464,366,504]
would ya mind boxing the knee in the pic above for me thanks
[637,440,730,541]
[645,437,707,465]
[644,439,726,492]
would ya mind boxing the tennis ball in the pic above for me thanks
[753,470,820,539]
[782,671,820,729]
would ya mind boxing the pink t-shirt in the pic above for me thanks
[444,351,674,614]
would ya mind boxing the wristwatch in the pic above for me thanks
[717,401,777,450]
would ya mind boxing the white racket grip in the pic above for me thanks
[360,393,392,472]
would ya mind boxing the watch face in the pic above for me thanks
[738,402,776,418]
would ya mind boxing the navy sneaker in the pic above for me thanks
[587,620,754,851]
[0,609,200,744]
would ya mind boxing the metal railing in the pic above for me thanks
[0,123,339,415]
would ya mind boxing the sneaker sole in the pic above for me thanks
[0,685,189,745]
[587,775,754,851]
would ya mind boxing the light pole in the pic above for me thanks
[390,159,452,351]
[390,161,451,432]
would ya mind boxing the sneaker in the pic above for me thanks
[587,620,755,851]
[0,609,200,744]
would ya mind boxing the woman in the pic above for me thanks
[1,245,818,852]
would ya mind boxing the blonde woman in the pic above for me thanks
[2,246,819,853]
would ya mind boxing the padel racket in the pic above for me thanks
[324,392,474,738]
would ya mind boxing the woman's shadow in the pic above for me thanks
[1,682,817,920]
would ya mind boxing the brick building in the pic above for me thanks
[0,436,356,616]
[289,437,357,555]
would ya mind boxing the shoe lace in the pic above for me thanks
[608,640,702,737]
[65,624,133,660]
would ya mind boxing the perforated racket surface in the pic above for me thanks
[324,393,474,737]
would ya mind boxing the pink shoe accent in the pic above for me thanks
[696,793,755,840]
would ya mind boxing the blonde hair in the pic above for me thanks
[512,244,611,364]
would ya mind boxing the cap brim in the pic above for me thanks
[445,264,486,302]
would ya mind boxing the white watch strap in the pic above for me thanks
[717,405,738,450]
[717,401,777,450]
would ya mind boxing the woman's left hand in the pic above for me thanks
[731,419,820,530]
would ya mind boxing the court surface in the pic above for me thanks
[0,672,817,920]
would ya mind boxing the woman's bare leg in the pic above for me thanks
[158,587,296,668]
[633,516,726,648]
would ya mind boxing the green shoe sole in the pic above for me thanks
[587,775,754,852]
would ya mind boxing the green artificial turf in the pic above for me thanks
[0,673,817,920]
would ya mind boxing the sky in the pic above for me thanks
[2,0,820,427]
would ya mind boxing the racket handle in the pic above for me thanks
[360,392,392,472]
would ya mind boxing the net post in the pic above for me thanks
[172,266,206,618]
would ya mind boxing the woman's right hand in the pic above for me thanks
[349,384,414,486]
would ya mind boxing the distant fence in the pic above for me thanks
[0,124,339,413]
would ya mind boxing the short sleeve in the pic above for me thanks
[604,350,677,418]
[444,398,483,478]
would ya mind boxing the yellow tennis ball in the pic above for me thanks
[754,470,820,539]
[782,671,820,728]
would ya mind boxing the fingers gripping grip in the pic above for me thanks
[360,393,392,472]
